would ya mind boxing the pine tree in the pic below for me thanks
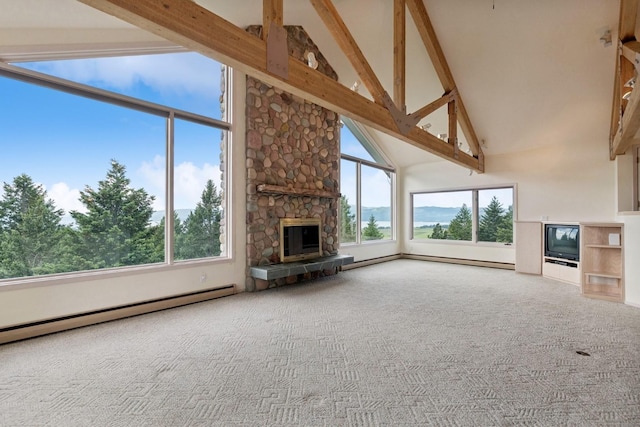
[429,222,448,239]
[495,205,513,243]
[0,174,64,278]
[177,179,222,260]
[447,203,472,241]
[71,159,156,268]
[362,214,384,240]
[339,195,356,243]
[478,196,504,242]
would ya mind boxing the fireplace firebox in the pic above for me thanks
[279,218,322,263]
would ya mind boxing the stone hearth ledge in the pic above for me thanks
[249,254,354,281]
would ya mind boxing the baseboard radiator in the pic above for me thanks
[402,254,515,270]
[342,253,514,271]
[0,285,236,345]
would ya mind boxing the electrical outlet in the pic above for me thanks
[200,273,207,283]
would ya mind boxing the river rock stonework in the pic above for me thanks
[245,25,340,291]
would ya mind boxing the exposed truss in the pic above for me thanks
[611,0,640,158]
[78,0,484,172]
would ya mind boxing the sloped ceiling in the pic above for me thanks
[0,0,619,168]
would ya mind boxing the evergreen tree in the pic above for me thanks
[362,214,384,240]
[478,196,504,242]
[429,222,448,240]
[0,174,64,278]
[339,195,356,243]
[71,159,156,268]
[177,180,222,259]
[447,203,472,241]
[496,205,513,243]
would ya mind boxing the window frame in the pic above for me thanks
[0,56,232,287]
[339,117,396,246]
[410,185,516,246]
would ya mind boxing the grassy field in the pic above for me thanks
[412,226,434,239]
[371,226,437,240]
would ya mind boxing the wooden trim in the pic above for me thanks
[78,0,482,171]
[393,0,406,111]
[309,0,386,105]
[0,286,236,345]
[263,0,283,40]
[405,0,482,160]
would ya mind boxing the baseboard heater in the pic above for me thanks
[0,285,236,345]
[401,254,515,270]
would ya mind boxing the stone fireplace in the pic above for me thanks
[244,25,348,292]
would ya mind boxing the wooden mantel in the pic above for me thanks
[256,184,340,199]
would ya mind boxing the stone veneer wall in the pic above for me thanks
[245,25,340,292]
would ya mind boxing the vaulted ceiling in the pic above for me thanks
[0,0,621,170]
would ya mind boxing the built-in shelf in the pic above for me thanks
[580,223,624,302]
[256,184,340,199]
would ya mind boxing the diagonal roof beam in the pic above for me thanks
[309,0,387,105]
[77,0,482,171]
[406,0,482,160]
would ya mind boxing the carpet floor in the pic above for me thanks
[1,259,639,426]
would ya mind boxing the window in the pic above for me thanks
[0,52,230,281]
[339,117,395,244]
[412,187,514,244]
[412,191,472,241]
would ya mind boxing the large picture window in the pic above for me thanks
[412,187,514,244]
[339,117,395,245]
[0,52,230,281]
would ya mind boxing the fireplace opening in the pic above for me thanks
[280,218,322,263]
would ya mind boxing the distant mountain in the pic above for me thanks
[358,206,462,224]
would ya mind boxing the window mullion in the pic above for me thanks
[166,113,175,265]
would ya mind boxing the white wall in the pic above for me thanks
[402,139,617,264]
[0,72,249,329]
[619,213,640,307]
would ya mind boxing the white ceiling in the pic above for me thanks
[0,0,620,168]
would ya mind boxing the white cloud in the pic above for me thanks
[47,182,86,214]
[28,53,220,100]
[175,162,221,209]
[138,156,222,211]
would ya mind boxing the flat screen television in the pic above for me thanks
[544,224,580,261]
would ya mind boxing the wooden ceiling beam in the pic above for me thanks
[406,0,482,162]
[263,0,283,41]
[409,89,456,122]
[393,0,406,111]
[612,83,640,156]
[611,0,640,157]
[309,0,387,105]
[77,0,482,171]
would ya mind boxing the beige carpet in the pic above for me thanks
[1,259,639,426]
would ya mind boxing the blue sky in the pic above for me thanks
[0,52,223,212]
